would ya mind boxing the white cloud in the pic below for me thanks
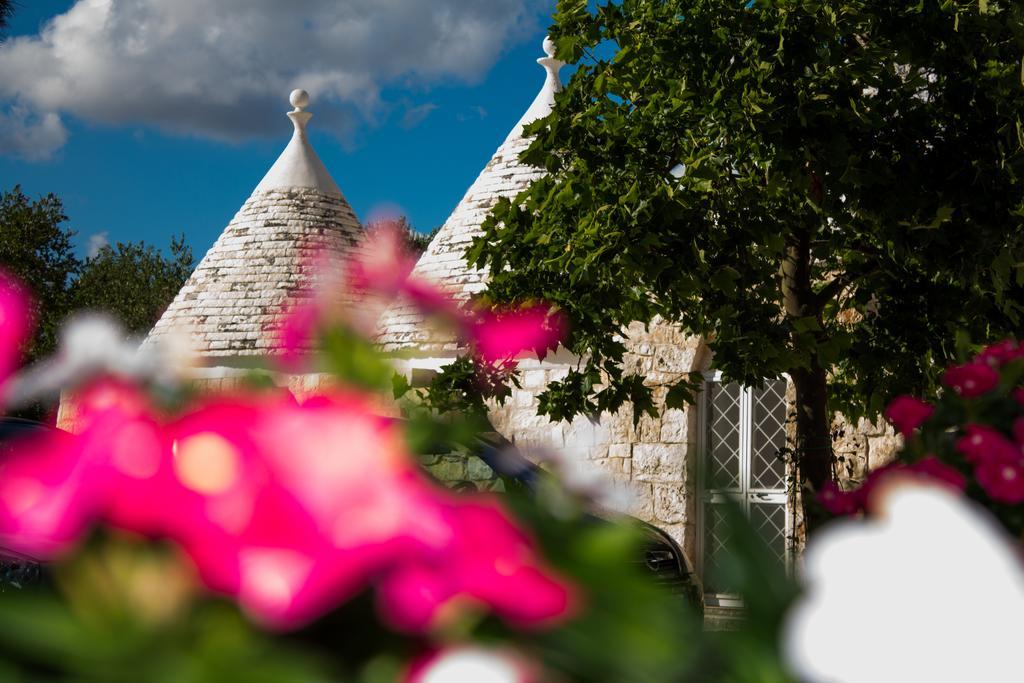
[0,101,68,160]
[400,102,438,129]
[87,231,109,258]
[0,0,548,158]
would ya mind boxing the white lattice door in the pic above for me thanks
[699,376,789,601]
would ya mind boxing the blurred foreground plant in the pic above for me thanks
[821,339,1024,536]
[0,227,798,682]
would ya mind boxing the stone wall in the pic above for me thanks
[832,414,902,488]
[487,320,706,561]
[485,324,900,577]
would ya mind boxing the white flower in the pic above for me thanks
[411,647,532,683]
[4,313,195,406]
[784,484,1024,683]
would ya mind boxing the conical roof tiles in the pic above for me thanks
[147,90,363,358]
[376,39,565,353]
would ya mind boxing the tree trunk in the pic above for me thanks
[790,365,832,488]
[781,226,834,534]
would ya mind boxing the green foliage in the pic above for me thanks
[72,236,193,334]
[404,225,440,255]
[0,186,79,361]
[469,0,1024,489]
[364,215,438,255]
[0,536,337,683]
[0,186,194,361]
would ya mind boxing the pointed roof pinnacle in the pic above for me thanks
[254,89,343,196]
[506,36,566,142]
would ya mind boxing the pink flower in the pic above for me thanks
[906,457,967,492]
[955,424,1024,504]
[883,396,934,436]
[955,425,1018,465]
[347,223,418,297]
[1014,388,1024,407]
[471,305,566,362]
[818,480,859,516]
[942,363,999,398]
[0,381,159,558]
[377,497,576,632]
[402,278,465,322]
[151,393,452,629]
[973,340,1023,368]
[974,460,1024,504]
[276,299,320,369]
[0,430,100,558]
[0,271,31,387]
[825,458,967,517]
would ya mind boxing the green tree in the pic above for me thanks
[0,185,193,360]
[0,186,78,360]
[72,236,193,334]
[366,215,439,255]
[468,0,1024,519]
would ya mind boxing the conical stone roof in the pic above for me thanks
[375,38,565,354]
[148,90,363,358]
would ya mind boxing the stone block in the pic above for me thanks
[633,443,685,483]
[660,409,688,443]
[593,457,631,479]
[522,369,548,390]
[627,482,654,520]
[868,434,902,470]
[637,414,663,443]
[514,389,536,408]
[608,443,632,459]
[428,457,466,483]
[466,457,495,481]
[654,484,688,524]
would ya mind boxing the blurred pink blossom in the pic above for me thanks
[955,425,1018,465]
[818,480,858,516]
[818,457,965,517]
[0,430,97,558]
[471,305,566,362]
[973,339,1023,368]
[378,497,576,633]
[347,224,417,296]
[942,362,999,398]
[277,299,321,370]
[0,271,31,388]
[883,395,933,437]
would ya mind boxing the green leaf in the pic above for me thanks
[391,372,411,400]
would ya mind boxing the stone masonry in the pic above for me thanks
[375,132,542,353]
[147,187,363,357]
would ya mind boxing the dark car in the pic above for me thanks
[0,418,50,589]
[469,430,703,613]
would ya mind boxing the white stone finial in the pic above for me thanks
[543,35,556,58]
[289,88,310,112]
[253,88,342,196]
[505,35,566,141]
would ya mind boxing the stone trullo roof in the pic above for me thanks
[147,90,363,358]
[375,38,565,354]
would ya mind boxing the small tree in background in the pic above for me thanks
[0,186,78,361]
[72,236,193,334]
[365,215,438,256]
[468,0,1024,525]
[0,185,193,357]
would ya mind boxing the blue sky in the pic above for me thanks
[0,0,560,258]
